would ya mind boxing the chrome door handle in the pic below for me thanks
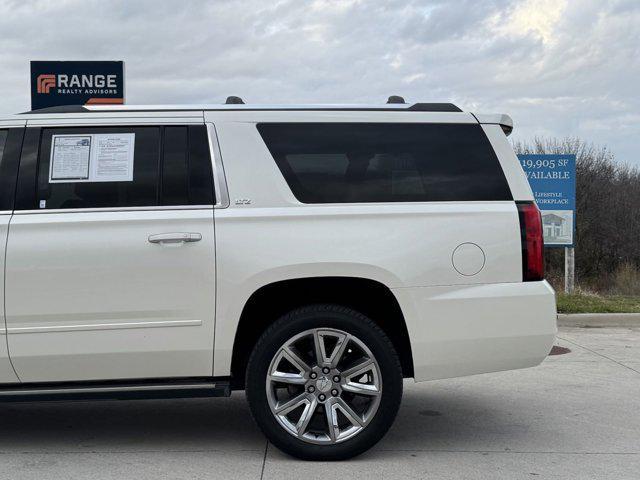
[148,232,202,244]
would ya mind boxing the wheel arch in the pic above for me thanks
[230,276,414,389]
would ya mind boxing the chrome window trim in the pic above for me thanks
[12,205,214,215]
[206,123,230,209]
[26,120,206,127]
[5,318,202,335]
[0,122,26,128]
[25,113,205,127]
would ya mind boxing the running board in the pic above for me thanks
[0,377,231,402]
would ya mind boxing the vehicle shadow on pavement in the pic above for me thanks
[0,393,265,453]
[0,387,530,458]
[365,388,534,459]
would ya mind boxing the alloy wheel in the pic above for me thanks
[265,328,382,444]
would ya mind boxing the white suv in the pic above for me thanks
[0,99,556,460]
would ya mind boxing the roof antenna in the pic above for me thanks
[387,95,406,104]
[225,96,245,104]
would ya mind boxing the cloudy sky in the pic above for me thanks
[1,0,638,163]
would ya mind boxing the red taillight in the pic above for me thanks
[517,201,544,281]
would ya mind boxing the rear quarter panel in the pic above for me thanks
[209,116,526,376]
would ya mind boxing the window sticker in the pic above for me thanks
[50,136,91,180]
[93,133,135,182]
[49,133,135,183]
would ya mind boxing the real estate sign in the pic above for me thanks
[517,154,576,247]
[30,61,125,110]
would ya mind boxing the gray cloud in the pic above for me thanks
[0,0,638,163]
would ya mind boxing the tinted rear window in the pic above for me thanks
[257,123,512,203]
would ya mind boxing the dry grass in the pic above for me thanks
[610,263,640,296]
[549,262,640,312]
[556,291,640,313]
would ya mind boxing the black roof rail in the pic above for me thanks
[19,103,463,114]
[408,103,462,112]
[21,105,88,114]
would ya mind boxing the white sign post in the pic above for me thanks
[565,247,575,294]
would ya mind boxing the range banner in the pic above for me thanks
[30,61,125,110]
[518,154,577,247]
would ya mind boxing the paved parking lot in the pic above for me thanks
[0,326,638,480]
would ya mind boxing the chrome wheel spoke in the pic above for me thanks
[329,333,350,368]
[281,346,311,374]
[342,359,374,379]
[312,330,325,366]
[342,380,381,396]
[342,359,380,396]
[325,401,339,441]
[314,330,349,367]
[268,346,310,385]
[268,372,307,385]
[335,398,364,428]
[275,392,309,415]
[296,398,317,436]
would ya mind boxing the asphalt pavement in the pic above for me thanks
[1,326,638,480]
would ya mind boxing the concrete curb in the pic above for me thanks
[558,313,640,328]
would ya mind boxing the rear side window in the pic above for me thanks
[257,123,512,203]
[30,125,213,210]
[0,130,9,210]
[0,128,25,211]
[161,126,215,206]
[37,127,160,209]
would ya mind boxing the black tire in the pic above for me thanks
[245,304,403,460]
